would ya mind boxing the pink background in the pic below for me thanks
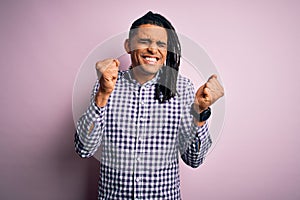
[1,0,299,199]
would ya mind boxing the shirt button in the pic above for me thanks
[136,177,141,182]
[136,157,140,162]
[140,100,145,105]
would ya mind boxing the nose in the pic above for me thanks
[147,42,158,54]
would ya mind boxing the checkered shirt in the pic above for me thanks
[75,70,212,200]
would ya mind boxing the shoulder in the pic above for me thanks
[116,70,129,83]
[118,70,126,78]
[176,74,194,93]
[176,74,195,103]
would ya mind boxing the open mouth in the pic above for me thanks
[142,56,159,65]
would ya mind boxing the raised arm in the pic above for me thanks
[74,58,119,158]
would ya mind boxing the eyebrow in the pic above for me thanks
[138,38,151,42]
[138,38,167,45]
[157,41,167,45]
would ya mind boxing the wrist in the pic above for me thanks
[193,103,208,114]
[190,103,211,122]
[95,91,110,107]
[193,119,206,127]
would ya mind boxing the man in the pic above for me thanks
[75,11,224,200]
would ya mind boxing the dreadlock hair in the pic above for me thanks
[129,11,181,103]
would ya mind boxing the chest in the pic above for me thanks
[106,83,182,139]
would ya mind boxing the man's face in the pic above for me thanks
[125,24,168,78]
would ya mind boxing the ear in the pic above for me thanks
[124,39,131,54]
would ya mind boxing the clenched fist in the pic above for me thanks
[194,74,224,113]
[95,58,120,107]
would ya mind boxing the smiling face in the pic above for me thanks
[125,24,168,84]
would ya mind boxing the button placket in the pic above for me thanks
[133,85,145,199]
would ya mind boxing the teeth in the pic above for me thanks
[145,57,157,62]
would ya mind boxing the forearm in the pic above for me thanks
[180,122,212,168]
[75,80,108,158]
[95,89,111,107]
[74,102,106,158]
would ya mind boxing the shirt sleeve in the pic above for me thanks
[178,79,212,168]
[74,81,107,158]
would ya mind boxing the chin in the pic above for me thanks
[141,64,162,74]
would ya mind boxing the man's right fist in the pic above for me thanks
[94,58,120,107]
[96,58,120,95]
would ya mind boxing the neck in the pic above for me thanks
[131,68,157,85]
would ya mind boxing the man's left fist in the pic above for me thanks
[194,74,224,112]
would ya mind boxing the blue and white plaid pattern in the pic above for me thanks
[75,70,212,200]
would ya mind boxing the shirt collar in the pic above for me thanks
[123,68,161,88]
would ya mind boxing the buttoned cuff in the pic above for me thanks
[191,122,211,152]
